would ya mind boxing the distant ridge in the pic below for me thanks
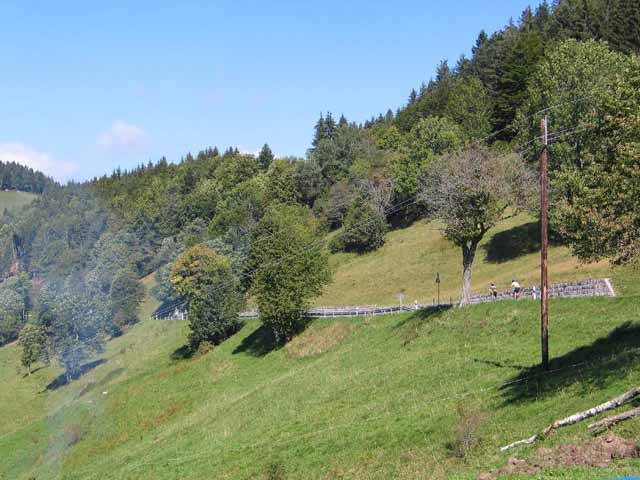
[0,160,56,194]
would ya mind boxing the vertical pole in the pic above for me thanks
[540,115,549,370]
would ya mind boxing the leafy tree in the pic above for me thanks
[329,201,388,254]
[515,39,630,255]
[182,178,220,222]
[295,159,325,207]
[405,117,464,162]
[246,205,331,342]
[264,159,302,206]
[49,293,107,382]
[109,269,145,329]
[311,123,366,184]
[0,276,29,345]
[445,76,493,141]
[210,176,266,253]
[392,117,464,223]
[322,180,355,229]
[258,143,275,170]
[551,55,640,264]
[421,147,536,304]
[516,39,627,173]
[19,324,49,374]
[170,245,243,348]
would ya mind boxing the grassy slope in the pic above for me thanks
[0,190,37,213]
[1,267,639,479]
[318,213,613,306]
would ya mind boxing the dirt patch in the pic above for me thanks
[140,403,181,431]
[285,322,355,358]
[479,434,639,479]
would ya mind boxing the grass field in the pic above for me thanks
[1,265,639,479]
[0,190,37,213]
[318,213,613,306]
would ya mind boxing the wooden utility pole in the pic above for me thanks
[540,115,549,370]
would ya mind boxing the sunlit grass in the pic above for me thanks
[1,265,639,479]
[318,213,614,306]
[0,190,37,213]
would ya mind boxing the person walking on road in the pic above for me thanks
[511,279,521,300]
[489,282,498,300]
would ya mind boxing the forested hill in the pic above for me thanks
[363,0,639,137]
[1,0,639,382]
[0,161,56,193]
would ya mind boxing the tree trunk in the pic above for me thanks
[501,386,640,451]
[588,406,640,430]
[461,240,478,305]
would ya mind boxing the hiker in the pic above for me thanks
[532,285,538,300]
[489,282,498,300]
[511,279,521,300]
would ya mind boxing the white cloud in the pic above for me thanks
[0,143,77,182]
[98,121,149,152]
[237,145,261,156]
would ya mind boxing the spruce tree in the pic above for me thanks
[408,88,418,105]
[325,112,337,139]
[258,143,274,170]
[311,113,326,148]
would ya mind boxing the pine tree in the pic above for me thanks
[311,113,326,148]
[608,0,640,54]
[258,143,274,170]
[408,88,418,105]
[325,112,337,139]
[385,109,394,124]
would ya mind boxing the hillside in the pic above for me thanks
[0,190,37,213]
[1,267,638,479]
[318,213,612,307]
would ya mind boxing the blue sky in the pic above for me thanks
[0,1,534,181]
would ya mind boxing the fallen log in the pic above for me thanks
[588,406,640,431]
[501,386,640,452]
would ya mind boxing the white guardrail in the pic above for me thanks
[152,278,615,321]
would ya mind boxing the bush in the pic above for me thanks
[448,403,487,459]
[329,201,388,254]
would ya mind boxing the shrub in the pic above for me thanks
[330,201,388,254]
[448,403,487,459]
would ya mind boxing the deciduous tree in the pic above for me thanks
[246,205,330,342]
[421,148,536,304]
[171,245,244,348]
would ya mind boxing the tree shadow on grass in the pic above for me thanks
[393,305,452,346]
[499,322,640,406]
[232,324,282,357]
[171,344,194,360]
[394,305,453,329]
[483,221,559,264]
[45,358,106,391]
